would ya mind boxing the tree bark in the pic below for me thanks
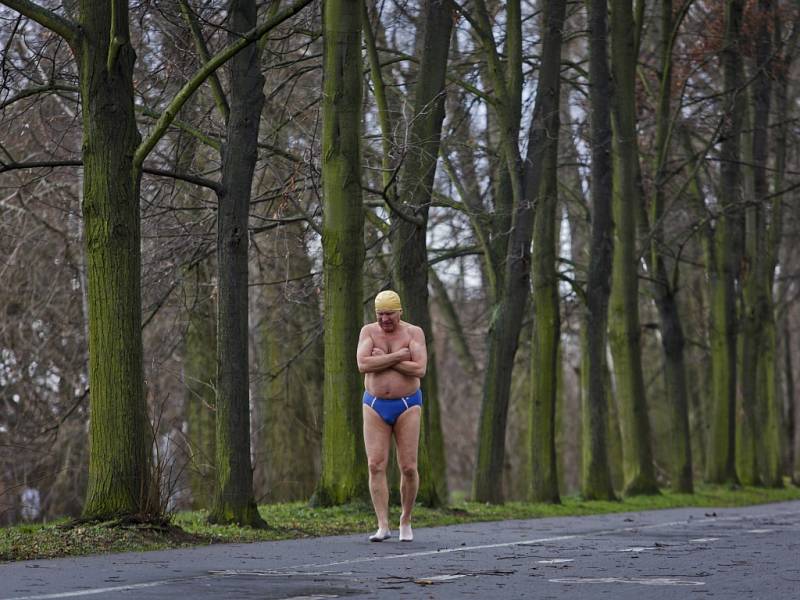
[581,0,617,502]
[773,16,800,484]
[472,0,533,504]
[259,229,322,502]
[75,0,151,519]
[208,0,266,527]
[315,0,369,505]
[185,259,217,509]
[389,0,455,508]
[529,0,567,504]
[643,0,693,493]
[705,0,744,486]
[608,0,659,496]
[739,0,781,487]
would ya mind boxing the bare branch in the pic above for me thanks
[134,0,314,169]
[0,0,79,45]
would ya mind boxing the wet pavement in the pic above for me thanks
[2,500,799,599]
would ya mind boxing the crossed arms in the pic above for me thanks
[356,326,427,378]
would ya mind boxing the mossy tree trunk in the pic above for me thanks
[379,0,454,508]
[169,97,217,511]
[0,0,314,522]
[72,1,151,519]
[208,0,266,527]
[643,0,693,493]
[316,0,368,505]
[529,0,567,504]
[738,0,781,487]
[773,16,799,484]
[581,0,617,502]
[259,228,322,502]
[608,0,659,496]
[185,259,217,509]
[705,0,744,486]
[471,0,531,504]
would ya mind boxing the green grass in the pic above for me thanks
[2,483,799,563]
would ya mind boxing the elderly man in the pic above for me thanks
[356,290,427,542]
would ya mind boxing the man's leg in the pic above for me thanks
[394,405,421,540]
[363,404,392,539]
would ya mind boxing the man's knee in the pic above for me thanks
[368,458,388,476]
[399,463,418,479]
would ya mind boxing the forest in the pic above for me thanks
[0,0,798,527]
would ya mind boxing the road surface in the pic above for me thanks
[2,500,799,599]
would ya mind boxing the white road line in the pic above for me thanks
[746,529,773,533]
[549,577,705,586]
[537,559,574,564]
[689,537,720,543]
[618,547,657,552]
[277,596,340,600]
[415,574,467,582]
[3,580,192,600]
[4,510,798,600]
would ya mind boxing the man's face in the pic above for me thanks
[376,310,401,332]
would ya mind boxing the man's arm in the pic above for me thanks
[356,326,411,373]
[390,326,427,378]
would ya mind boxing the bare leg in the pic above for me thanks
[394,405,421,540]
[363,404,392,538]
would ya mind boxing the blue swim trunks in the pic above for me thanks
[363,389,423,426]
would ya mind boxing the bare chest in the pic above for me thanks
[371,329,411,353]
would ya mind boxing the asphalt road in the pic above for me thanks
[2,500,799,599]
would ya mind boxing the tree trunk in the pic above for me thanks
[185,259,217,509]
[390,0,455,508]
[608,0,658,496]
[259,229,322,502]
[472,0,533,504]
[169,97,217,511]
[705,0,744,485]
[581,0,617,502]
[529,0,567,504]
[78,0,151,519]
[773,16,799,484]
[208,0,266,527]
[791,317,800,484]
[429,268,478,376]
[645,0,693,493]
[739,0,781,487]
[315,0,368,505]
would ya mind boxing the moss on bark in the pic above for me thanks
[315,0,368,505]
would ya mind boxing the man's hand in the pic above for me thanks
[358,331,413,373]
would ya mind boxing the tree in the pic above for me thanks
[642,0,693,493]
[0,0,312,521]
[529,0,568,504]
[608,0,659,496]
[581,0,617,502]
[257,227,322,502]
[738,0,781,487]
[386,0,455,508]
[705,0,744,485]
[0,0,153,519]
[184,260,217,509]
[315,0,369,505]
[208,0,267,528]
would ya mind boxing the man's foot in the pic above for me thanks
[369,528,391,542]
[399,523,413,542]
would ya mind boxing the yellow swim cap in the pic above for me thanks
[375,290,402,313]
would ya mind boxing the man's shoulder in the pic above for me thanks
[401,321,424,337]
[361,322,380,335]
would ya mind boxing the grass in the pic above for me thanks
[2,483,799,563]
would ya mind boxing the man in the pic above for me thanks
[356,290,427,542]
